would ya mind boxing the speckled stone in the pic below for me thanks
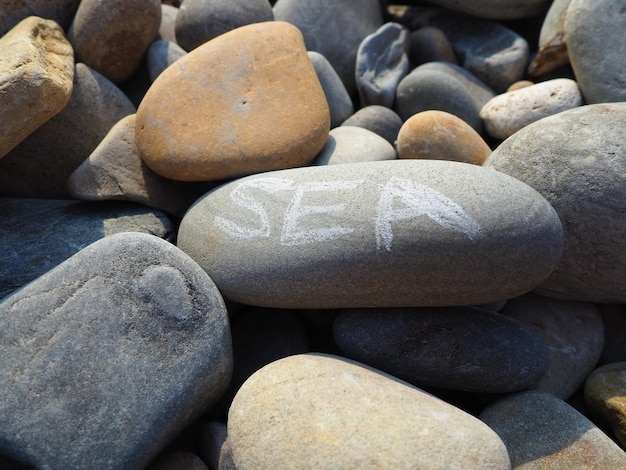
[313,126,397,165]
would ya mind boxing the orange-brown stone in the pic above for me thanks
[136,21,330,182]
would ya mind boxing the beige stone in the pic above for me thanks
[136,21,330,182]
[585,362,626,447]
[397,110,491,165]
[0,16,73,159]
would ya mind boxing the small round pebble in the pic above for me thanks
[341,105,403,145]
[313,126,397,165]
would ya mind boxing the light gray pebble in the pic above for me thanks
[313,126,397,165]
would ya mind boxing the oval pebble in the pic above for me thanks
[228,354,511,469]
[480,78,583,139]
[313,126,397,165]
[177,159,563,309]
[397,110,491,165]
[409,26,457,66]
[341,105,403,145]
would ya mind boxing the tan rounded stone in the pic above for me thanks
[397,110,491,165]
[136,21,330,182]
[507,80,534,92]
[0,16,74,159]
[584,362,626,447]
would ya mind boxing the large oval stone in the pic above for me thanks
[136,21,330,182]
[178,160,564,308]
[228,354,511,469]
[484,103,626,302]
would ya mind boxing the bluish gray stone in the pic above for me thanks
[177,159,563,309]
[147,39,187,82]
[333,307,549,393]
[308,51,353,129]
[312,126,397,165]
[341,105,403,145]
[485,103,626,302]
[356,22,410,108]
[0,232,232,469]
[0,198,175,299]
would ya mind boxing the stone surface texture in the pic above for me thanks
[313,126,397,165]
[308,51,354,129]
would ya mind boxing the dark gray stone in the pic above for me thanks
[0,198,174,299]
[409,26,457,67]
[0,0,81,36]
[0,63,136,199]
[273,0,383,94]
[565,0,626,103]
[199,422,236,470]
[485,103,626,302]
[333,307,549,393]
[501,293,604,400]
[147,39,187,82]
[175,0,274,51]
[341,105,403,145]
[308,51,353,129]
[177,160,563,309]
[0,232,232,469]
[312,126,397,165]
[355,22,410,108]
[480,391,626,468]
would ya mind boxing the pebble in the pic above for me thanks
[313,126,397,165]
[158,4,179,43]
[341,105,403,145]
[177,160,563,309]
[273,0,383,94]
[355,22,410,108]
[485,103,626,302]
[146,39,187,82]
[0,232,232,469]
[308,51,354,129]
[501,293,604,400]
[480,390,626,468]
[584,362,626,448]
[0,16,74,160]
[0,197,174,299]
[409,26,457,67]
[0,0,81,36]
[0,63,135,198]
[175,0,274,51]
[527,0,571,77]
[68,0,161,83]
[68,114,212,217]
[423,0,551,20]
[136,21,329,182]
[228,354,511,469]
[480,78,583,139]
[506,80,534,92]
[333,307,549,393]
[397,110,491,164]
[565,0,626,103]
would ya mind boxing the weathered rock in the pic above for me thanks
[356,22,410,108]
[175,0,273,51]
[422,0,550,20]
[409,26,457,66]
[501,293,604,400]
[68,0,161,84]
[480,390,626,468]
[333,307,549,393]
[273,0,383,94]
[0,232,232,469]
[146,39,187,82]
[0,63,136,198]
[397,110,491,165]
[0,0,81,36]
[480,78,583,139]
[0,16,74,160]
[198,422,236,470]
[584,362,626,448]
[313,126,397,165]
[0,198,174,299]
[565,0,626,103]
[485,103,626,302]
[136,21,329,182]
[527,0,572,77]
[177,160,563,309]
[341,105,403,145]
[308,51,354,129]
[229,354,511,469]
[68,115,212,217]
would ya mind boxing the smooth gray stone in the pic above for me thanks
[409,26,457,67]
[0,0,81,36]
[228,354,512,469]
[0,232,233,469]
[356,22,410,108]
[198,422,236,470]
[0,198,174,299]
[480,391,626,468]
[158,4,179,43]
[308,51,354,129]
[177,160,563,309]
[333,307,549,393]
[273,0,383,95]
[312,126,397,165]
[395,62,494,132]
[565,0,626,103]
[147,39,187,82]
[341,105,403,145]
[501,293,604,400]
[175,0,274,51]
[416,10,529,92]
[0,63,135,199]
[412,0,551,20]
[485,103,626,302]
